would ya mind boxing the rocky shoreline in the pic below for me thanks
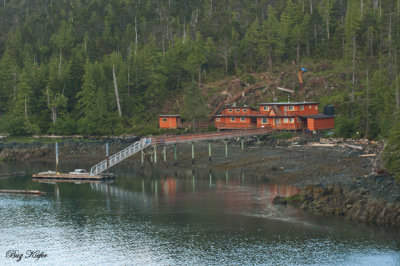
[1,133,399,227]
[273,174,400,226]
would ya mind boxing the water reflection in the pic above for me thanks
[0,163,399,265]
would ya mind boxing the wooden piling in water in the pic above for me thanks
[208,143,212,162]
[191,142,195,164]
[174,144,177,166]
[153,146,157,163]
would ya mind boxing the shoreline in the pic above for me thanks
[1,133,399,227]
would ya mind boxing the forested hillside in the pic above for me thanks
[0,0,399,174]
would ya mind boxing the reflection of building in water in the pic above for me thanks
[160,177,176,203]
[90,177,300,211]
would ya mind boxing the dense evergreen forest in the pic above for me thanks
[0,0,399,175]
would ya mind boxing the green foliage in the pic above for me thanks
[383,119,400,180]
[241,74,256,84]
[181,82,208,123]
[0,0,397,145]
[335,116,355,138]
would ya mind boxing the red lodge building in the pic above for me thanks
[159,102,334,131]
[213,102,334,131]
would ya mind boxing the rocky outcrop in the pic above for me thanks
[275,175,400,226]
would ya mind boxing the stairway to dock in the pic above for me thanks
[89,128,273,176]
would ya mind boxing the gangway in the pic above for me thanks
[90,137,152,176]
[89,127,273,176]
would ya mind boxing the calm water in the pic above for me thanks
[0,162,400,265]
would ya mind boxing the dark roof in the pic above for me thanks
[159,115,180,117]
[215,114,297,117]
[213,115,257,117]
[258,102,319,105]
[301,114,335,119]
[222,106,258,111]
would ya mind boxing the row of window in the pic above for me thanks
[227,109,248,113]
[216,117,246,122]
[262,105,318,111]
[261,118,298,124]
[216,117,301,123]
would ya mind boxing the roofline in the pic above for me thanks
[159,115,181,117]
[214,114,298,118]
[258,102,319,105]
[222,106,258,110]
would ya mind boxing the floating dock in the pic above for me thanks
[32,171,115,181]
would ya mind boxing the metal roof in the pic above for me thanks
[258,102,319,105]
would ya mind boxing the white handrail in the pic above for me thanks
[90,138,152,176]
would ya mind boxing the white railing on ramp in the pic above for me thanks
[90,138,152,176]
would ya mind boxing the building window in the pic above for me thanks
[283,118,288,123]
[309,105,312,109]
[315,106,318,110]
[288,106,294,111]
[235,109,240,112]
[263,106,269,111]
[216,118,220,122]
[275,118,280,124]
[162,118,167,122]
[243,109,248,112]
[240,117,245,122]
[230,117,236,122]
[261,118,267,124]
[298,117,301,122]
[228,109,233,112]
[290,118,294,123]
[300,105,304,110]
[284,106,287,111]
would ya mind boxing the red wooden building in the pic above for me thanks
[159,102,335,131]
[214,102,334,131]
[159,115,182,129]
[214,106,258,129]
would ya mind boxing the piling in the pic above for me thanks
[208,143,212,162]
[224,141,228,158]
[174,144,177,160]
[163,146,167,162]
[191,142,195,164]
[153,146,157,163]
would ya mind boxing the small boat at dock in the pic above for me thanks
[32,142,116,182]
